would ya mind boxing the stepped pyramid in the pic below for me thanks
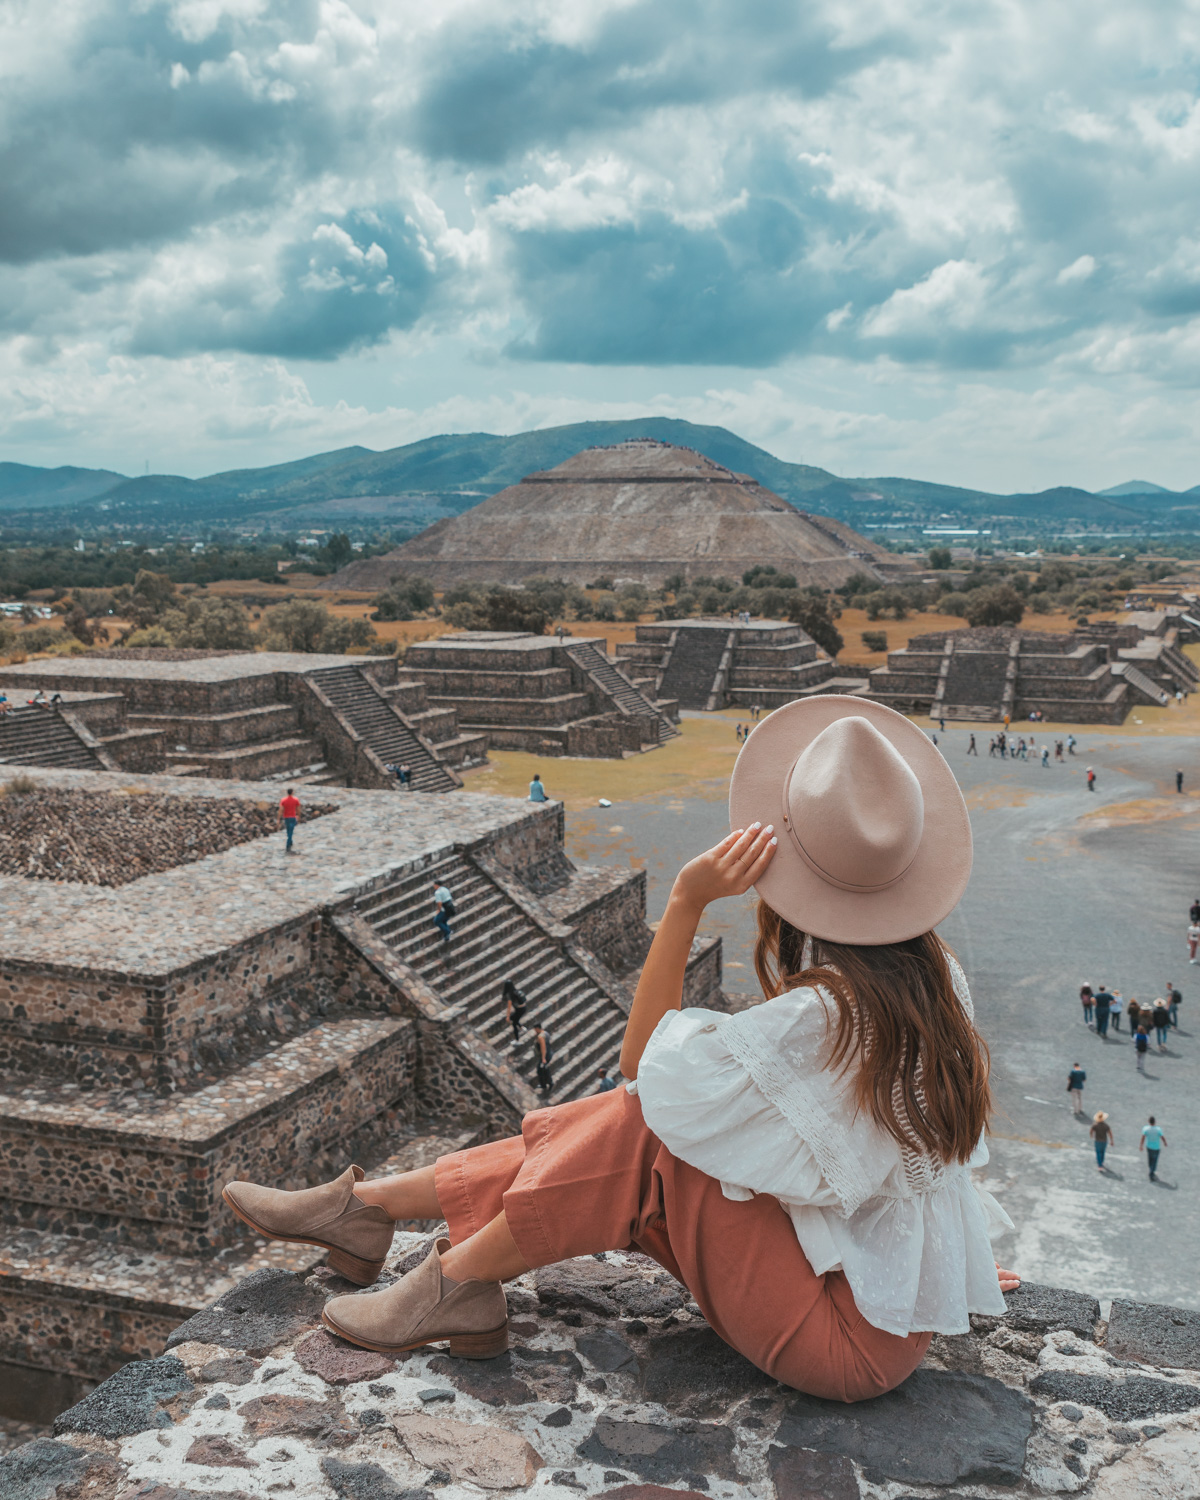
[322,439,891,590]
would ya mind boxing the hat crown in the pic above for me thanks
[784,717,925,893]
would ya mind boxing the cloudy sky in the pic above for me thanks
[4,0,1200,490]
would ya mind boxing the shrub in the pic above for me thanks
[372,575,435,621]
[3,774,37,795]
[938,592,972,617]
[964,584,1025,628]
[837,571,879,599]
[592,594,617,622]
[743,564,798,590]
[861,630,888,652]
[928,546,953,570]
[123,625,174,647]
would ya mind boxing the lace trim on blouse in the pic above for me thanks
[722,1008,877,1216]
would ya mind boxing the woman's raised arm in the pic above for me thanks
[619,823,777,1078]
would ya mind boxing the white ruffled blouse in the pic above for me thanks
[627,958,1011,1338]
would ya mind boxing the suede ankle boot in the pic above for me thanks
[222,1165,395,1285]
[322,1238,508,1359]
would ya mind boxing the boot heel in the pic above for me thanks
[448,1323,509,1360]
[327,1247,385,1286]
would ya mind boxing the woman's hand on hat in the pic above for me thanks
[672,824,777,916]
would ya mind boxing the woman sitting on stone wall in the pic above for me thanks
[222,697,1018,1403]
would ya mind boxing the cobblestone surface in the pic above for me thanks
[0,785,333,886]
[9,1239,1200,1499]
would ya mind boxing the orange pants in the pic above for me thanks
[434,1086,930,1402]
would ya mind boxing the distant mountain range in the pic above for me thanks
[5,421,1200,533]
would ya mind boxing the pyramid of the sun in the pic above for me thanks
[321,439,892,590]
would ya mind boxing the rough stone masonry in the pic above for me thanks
[6,1230,1200,1500]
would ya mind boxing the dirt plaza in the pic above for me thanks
[467,706,1200,1314]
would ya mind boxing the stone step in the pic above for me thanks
[163,736,324,780]
[0,1016,417,1255]
[0,709,101,771]
[0,1121,484,1383]
[125,703,301,749]
[357,855,625,1101]
[309,665,458,794]
[425,692,594,727]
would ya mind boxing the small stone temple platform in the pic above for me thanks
[403,633,680,756]
[0,651,486,791]
[9,1241,1200,1497]
[0,768,720,1411]
[868,617,1200,724]
[614,619,859,711]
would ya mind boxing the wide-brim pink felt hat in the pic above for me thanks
[728,695,972,945]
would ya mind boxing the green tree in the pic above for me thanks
[258,599,377,653]
[964,584,1025,628]
[323,534,354,569]
[787,593,843,657]
[928,546,953,570]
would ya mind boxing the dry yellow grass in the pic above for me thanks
[461,711,747,811]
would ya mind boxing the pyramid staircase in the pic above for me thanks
[0,708,103,771]
[658,626,736,709]
[308,666,460,793]
[564,640,678,741]
[356,853,627,1102]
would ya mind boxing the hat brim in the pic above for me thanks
[728,695,972,945]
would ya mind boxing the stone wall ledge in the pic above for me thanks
[8,1237,1200,1498]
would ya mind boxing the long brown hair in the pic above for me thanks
[754,902,991,1164]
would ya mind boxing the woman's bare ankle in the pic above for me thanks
[351,1165,440,1221]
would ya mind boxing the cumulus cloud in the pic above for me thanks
[4,0,1200,482]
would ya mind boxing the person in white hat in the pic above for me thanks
[220,697,1017,1403]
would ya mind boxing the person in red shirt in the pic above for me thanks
[278,789,300,852]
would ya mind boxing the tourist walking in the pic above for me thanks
[1126,993,1140,1035]
[1177,770,1184,793]
[1079,983,1095,1028]
[1089,1112,1113,1173]
[967,733,977,755]
[595,1068,617,1093]
[1067,1062,1086,1114]
[399,763,412,790]
[433,881,455,947]
[1135,1026,1150,1073]
[502,979,527,1043]
[1055,740,1064,761]
[1190,896,1200,925]
[736,723,745,743]
[278,788,300,853]
[1165,981,1181,1028]
[1095,986,1115,1037]
[988,737,997,757]
[1140,1117,1167,1180]
[1041,745,1050,768]
[533,1022,554,1093]
[1086,766,1096,792]
[1190,918,1200,964]
[529,773,548,803]
[1067,734,1077,756]
[1152,998,1171,1051]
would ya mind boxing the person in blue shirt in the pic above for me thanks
[595,1068,617,1093]
[1140,1116,1168,1180]
[529,774,548,802]
[1067,1063,1086,1115]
